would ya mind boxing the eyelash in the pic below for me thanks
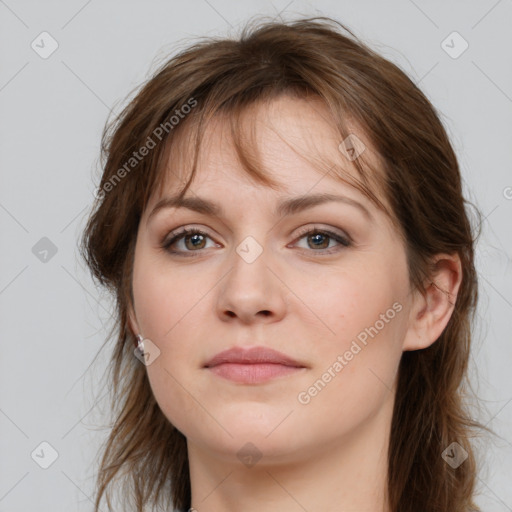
[160,225,351,258]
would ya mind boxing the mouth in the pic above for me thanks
[204,346,307,384]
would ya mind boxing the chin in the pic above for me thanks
[195,429,307,467]
[187,409,301,448]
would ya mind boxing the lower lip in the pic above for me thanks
[207,363,304,384]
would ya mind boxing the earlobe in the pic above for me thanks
[402,253,462,351]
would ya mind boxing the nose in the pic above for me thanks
[215,239,288,325]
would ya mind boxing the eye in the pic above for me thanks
[161,227,219,255]
[291,226,351,255]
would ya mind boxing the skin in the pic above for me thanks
[128,95,462,512]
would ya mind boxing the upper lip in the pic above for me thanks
[204,346,306,368]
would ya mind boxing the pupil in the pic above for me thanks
[188,234,204,249]
[310,233,328,248]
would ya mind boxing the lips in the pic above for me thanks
[204,346,305,368]
[204,346,307,384]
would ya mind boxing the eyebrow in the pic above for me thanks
[147,192,373,224]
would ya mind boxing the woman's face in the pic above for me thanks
[129,95,417,464]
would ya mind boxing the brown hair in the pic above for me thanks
[81,15,484,512]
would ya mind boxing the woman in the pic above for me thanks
[81,15,483,512]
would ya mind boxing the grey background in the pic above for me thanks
[1,0,511,510]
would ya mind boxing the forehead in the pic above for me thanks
[149,95,388,212]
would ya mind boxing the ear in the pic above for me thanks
[402,252,463,351]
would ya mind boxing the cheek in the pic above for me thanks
[304,263,404,346]
[132,251,211,342]
[132,264,212,434]
[294,289,406,440]
[300,259,407,405]
[131,250,213,407]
